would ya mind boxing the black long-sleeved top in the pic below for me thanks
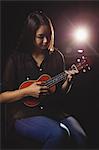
[2,49,69,129]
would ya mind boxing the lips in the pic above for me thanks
[41,45,48,49]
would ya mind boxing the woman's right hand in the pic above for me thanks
[25,81,49,98]
[0,82,48,103]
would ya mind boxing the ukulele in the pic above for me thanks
[19,56,90,107]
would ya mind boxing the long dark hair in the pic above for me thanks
[16,11,54,53]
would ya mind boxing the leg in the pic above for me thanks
[15,116,69,149]
[61,116,87,148]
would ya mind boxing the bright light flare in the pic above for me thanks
[73,27,89,43]
[77,49,84,53]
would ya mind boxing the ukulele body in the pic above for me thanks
[19,74,56,107]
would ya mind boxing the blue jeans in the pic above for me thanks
[15,116,87,149]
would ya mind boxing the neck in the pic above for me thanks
[32,48,49,57]
[32,51,45,67]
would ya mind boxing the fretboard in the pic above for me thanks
[43,71,67,88]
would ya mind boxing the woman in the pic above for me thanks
[2,11,86,149]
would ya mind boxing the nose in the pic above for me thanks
[43,37,48,44]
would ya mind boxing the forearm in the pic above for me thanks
[0,88,29,103]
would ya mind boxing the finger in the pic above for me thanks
[68,75,72,81]
[32,94,39,98]
[36,81,42,85]
[68,74,72,78]
[41,92,49,96]
[65,70,73,75]
[71,64,79,73]
[40,86,48,90]
[65,70,69,74]
[68,70,76,75]
[40,90,48,93]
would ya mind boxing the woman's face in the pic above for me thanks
[34,25,51,50]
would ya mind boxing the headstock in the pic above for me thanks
[71,55,91,73]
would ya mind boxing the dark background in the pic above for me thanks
[1,0,99,148]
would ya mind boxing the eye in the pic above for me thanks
[36,34,44,39]
[36,34,51,41]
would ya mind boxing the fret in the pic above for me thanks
[44,71,67,88]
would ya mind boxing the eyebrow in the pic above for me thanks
[36,33,51,37]
[37,34,44,36]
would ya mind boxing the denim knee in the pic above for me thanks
[61,116,87,147]
[43,125,69,149]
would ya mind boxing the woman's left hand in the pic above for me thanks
[65,64,79,82]
[62,64,79,91]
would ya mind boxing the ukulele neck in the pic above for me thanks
[43,72,67,88]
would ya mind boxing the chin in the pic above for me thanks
[41,46,48,50]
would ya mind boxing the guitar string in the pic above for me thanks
[47,74,67,87]
[42,62,83,87]
[43,72,65,86]
[41,62,84,87]
[46,75,66,88]
[43,72,67,87]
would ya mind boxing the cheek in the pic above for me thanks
[34,39,42,46]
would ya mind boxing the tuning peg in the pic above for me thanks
[82,56,85,59]
[77,58,81,62]
[82,69,86,73]
[88,66,91,70]
[85,63,91,70]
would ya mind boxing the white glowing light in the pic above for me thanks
[77,49,84,53]
[74,27,89,42]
